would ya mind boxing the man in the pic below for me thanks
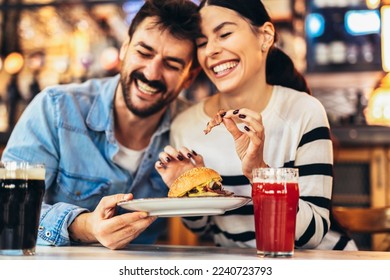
[1,0,200,250]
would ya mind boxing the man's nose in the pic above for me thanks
[144,57,163,81]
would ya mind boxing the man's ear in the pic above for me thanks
[182,66,202,89]
[119,38,130,61]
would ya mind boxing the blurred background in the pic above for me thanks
[0,0,390,250]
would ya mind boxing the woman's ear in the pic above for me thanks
[261,22,275,49]
[119,38,130,61]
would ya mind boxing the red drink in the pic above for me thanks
[252,168,299,257]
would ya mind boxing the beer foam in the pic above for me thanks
[27,167,45,180]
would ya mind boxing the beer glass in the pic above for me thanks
[0,161,45,256]
[252,168,299,257]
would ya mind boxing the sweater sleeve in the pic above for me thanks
[292,98,334,249]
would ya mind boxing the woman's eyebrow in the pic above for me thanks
[213,21,237,33]
[198,21,237,38]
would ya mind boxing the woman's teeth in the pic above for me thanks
[137,79,159,95]
[213,61,238,75]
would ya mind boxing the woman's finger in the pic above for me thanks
[164,145,185,161]
[177,146,194,160]
[191,151,205,167]
[158,151,173,164]
[223,109,264,139]
[222,117,243,140]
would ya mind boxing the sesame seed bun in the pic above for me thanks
[168,167,222,198]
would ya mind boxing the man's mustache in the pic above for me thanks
[132,72,167,93]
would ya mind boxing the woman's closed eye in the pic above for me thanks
[220,32,232,39]
[196,39,208,48]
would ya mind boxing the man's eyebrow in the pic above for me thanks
[137,42,154,52]
[137,41,186,68]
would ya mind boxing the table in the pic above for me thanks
[2,245,390,280]
[1,244,390,260]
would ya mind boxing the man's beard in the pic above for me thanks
[120,71,174,118]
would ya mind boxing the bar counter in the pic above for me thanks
[2,244,390,260]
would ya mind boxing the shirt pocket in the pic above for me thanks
[56,171,110,209]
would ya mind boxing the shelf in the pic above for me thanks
[306,71,384,89]
[332,125,390,146]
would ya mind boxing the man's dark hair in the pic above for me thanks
[128,0,201,66]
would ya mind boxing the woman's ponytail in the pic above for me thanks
[266,47,311,95]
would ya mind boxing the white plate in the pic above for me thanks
[117,196,251,217]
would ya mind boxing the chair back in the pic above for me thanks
[332,206,390,234]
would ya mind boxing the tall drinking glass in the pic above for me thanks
[252,168,299,257]
[0,162,45,256]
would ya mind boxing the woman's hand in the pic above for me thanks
[219,108,267,181]
[155,145,205,187]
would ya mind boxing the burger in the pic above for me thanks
[168,167,233,198]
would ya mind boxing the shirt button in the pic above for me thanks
[148,154,152,159]
[45,231,52,237]
[38,226,44,231]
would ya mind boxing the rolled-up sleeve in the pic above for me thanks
[38,202,88,246]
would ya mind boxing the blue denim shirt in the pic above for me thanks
[1,75,172,246]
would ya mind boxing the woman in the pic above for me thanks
[156,0,357,250]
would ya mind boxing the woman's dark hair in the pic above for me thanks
[199,0,311,94]
[128,0,202,68]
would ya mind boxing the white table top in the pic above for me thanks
[1,244,390,260]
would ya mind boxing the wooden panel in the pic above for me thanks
[167,217,199,246]
[370,148,387,207]
[334,146,390,250]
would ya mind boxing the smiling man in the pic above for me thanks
[1,0,201,250]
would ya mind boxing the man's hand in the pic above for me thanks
[69,193,156,250]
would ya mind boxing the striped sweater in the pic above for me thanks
[171,85,357,250]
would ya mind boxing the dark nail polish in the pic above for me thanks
[239,114,246,119]
[187,153,192,158]
[220,112,226,117]
[178,154,184,161]
[166,157,171,162]
[244,126,250,132]
[233,109,239,115]
[192,150,198,156]
[159,161,164,166]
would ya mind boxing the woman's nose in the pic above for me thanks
[205,40,221,57]
[144,57,163,81]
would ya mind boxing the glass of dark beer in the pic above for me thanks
[0,161,45,256]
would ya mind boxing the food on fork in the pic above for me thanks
[203,109,225,135]
[168,167,233,198]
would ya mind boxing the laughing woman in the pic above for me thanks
[156,0,357,250]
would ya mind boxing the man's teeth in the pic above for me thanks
[137,80,158,95]
[213,61,238,74]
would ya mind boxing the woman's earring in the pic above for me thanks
[261,44,267,52]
